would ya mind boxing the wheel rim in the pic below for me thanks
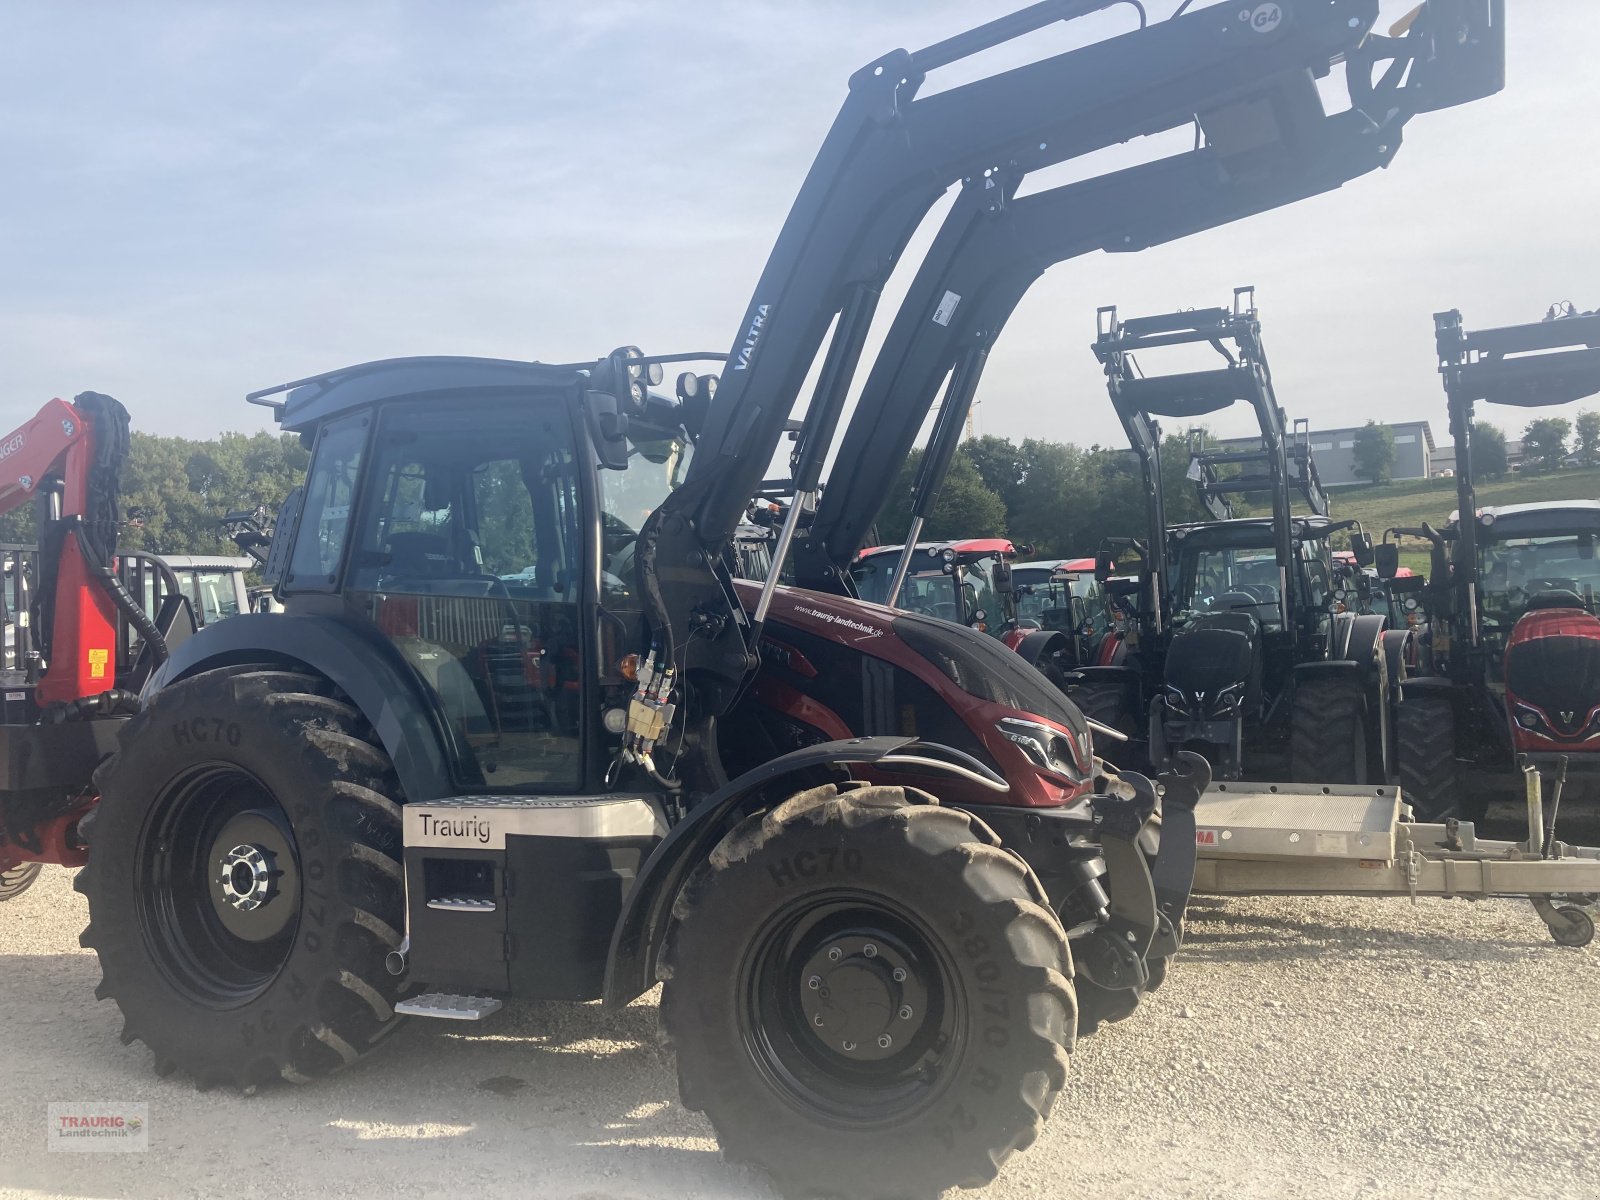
[738,890,965,1127]
[134,764,301,1009]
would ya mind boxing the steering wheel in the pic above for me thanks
[1528,577,1580,595]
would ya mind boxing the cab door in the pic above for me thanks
[343,398,588,794]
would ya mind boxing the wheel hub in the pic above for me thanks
[204,810,300,944]
[217,844,277,911]
[797,934,929,1062]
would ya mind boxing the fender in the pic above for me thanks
[1292,658,1369,691]
[145,612,455,803]
[1073,663,1142,687]
[1380,628,1411,699]
[1013,628,1073,670]
[1399,673,1457,700]
[1345,613,1387,672]
[605,735,940,1008]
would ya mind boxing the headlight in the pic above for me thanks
[1162,684,1192,718]
[1515,703,1546,733]
[996,717,1089,782]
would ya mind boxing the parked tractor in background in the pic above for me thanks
[1068,290,1392,784]
[1391,304,1600,824]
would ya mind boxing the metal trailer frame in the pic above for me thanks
[1192,761,1600,946]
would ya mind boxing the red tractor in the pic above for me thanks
[1386,307,1600,838]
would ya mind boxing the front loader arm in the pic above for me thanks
[799,2,1500,591]
[633,0,1501,766]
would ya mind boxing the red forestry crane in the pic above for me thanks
[0,392,171,895]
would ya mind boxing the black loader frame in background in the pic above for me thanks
[1074,289,1391,783]
[1390,304,1600,820]
[72,6,1506,1199]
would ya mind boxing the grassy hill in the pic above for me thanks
[1324,466,1600,569]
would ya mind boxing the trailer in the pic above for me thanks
[1191,764,1598,946]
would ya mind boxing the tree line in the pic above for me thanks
[0,429,309,554]
[1349,412,1600,485]
[874,430,1224,558]
[0,408,1582,569]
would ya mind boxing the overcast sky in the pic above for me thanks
[3,1,1597,458]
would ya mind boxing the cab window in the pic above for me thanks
[348,400,585,791]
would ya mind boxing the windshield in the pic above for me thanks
[1015,571,1098,631]
[598,429,694,603]
[1176,546,1283,629]
[1479,532,1600,622]
[849,550,998,627]
[189,570,243,624]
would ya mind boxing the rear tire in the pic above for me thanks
[661,784,1074,1199]
[1288,677,1369,785]
[1395,692,1465,821]
[0,862,43,901]
[77,665,406,1088]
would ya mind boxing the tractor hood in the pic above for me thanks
[1505,605,1600,750]
[731,581,1095,803]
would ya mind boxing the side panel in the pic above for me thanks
[147,612,455,803]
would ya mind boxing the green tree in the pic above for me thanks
[1351,421,1396,486]
[1004,439,1086,556]
[1522,416,1571,473]
[1575,411,1600,467]
[959,435,1026,514]
[1472,420,1508,479]
[878,448,1006,543]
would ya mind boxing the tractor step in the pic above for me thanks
[394,993,504,1021]
[426,895,497,912]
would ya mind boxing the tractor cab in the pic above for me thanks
[1450,502,1600,761]
[1466,502,1600,652]
[849,539,1012,633]
[1011,558,1126,667]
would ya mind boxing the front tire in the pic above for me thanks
[1288,676,1369,785]
[1395,691,1466,821]
[0,861,42,901]
[662,784,1074,1199]
[77,666,406,1088]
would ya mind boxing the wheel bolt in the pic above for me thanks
[899,1006,913,1021]
[828,947,842,962]
[863,943,878,958]
[813,1015,824,1028]
[892,967,907,983]
[842,1041,856,1052]
[877,1034,893,1049]
[807,975,821,990]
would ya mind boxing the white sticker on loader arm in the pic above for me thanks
[932,291,961,327]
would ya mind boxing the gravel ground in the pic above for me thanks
[2,865,1597,1200]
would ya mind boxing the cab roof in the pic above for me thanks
[1168,515,1341,541]
[249,356,592,434]
[857,539,1014,560]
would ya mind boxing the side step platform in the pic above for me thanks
[395,993,504,1021]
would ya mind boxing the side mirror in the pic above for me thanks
[584,391,631,472]
[1094,550,1114,584]
[992,559,1013,593]
[1373,542,1401,580]
[1350,531,1374,568]
[1069,594,1089,633]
